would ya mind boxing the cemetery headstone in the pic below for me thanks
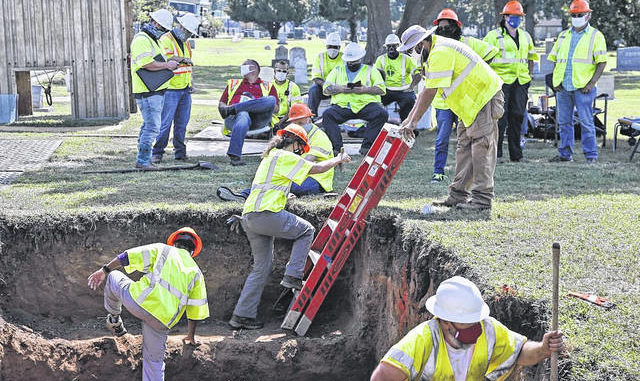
[617,47,640,71]
[545,38,555,54]
[290,47,307,84]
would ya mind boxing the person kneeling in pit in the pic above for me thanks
[227,124,350,329]
[371,276,564,381]
[216,103,336,202]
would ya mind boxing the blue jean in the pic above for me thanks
[136,93,165,166]
[152,88,191,159]
[322,103,389,154]
[307,83,329,115]
[226,96,276,158]
[556,87,598,159]
[433,108,458,175]
[241,177,323,199]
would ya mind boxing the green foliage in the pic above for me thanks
[319,0,367,40]
[226,0,311,38]
[444,0,495,36]
[587,0,640,46]
[131,0,166,23]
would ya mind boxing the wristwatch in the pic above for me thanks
[102,265,111,274]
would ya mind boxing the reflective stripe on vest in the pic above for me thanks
[492,33,528,64]
[307,125,332,156]
[132,33,157,66]
[381,55,408,91]
[436,39,480,100]
[252,150,286,210]
[565,29,598,64]
[166,33,193,75]
[320,53,325,77]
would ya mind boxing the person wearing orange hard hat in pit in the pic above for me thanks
[216,103,336,202]
[429,8,500,184]
[484,1,539,163]
[87,227,209,381]
[226,124,350,330]
[548,0,607,164]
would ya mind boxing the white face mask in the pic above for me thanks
[241,64,254,76]
[571,15,589,29]
[327,48,340,59]
[275,71,287,81]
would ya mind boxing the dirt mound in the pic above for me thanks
[0,210,551,380]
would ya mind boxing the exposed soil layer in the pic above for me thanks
[0,210,554,380]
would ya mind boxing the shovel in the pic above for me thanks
[83,161,218,174]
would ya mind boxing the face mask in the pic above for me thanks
[142,22,164,40]
[293,143,304,155]
[571,15,589,29]
[454,323,483,344]
[387,47,399,59]
[275,71,287,81]
[436,25,460,40]
[507,15,522,28]
[421,49,429,63]
[327,48,340,59]
[241,64,254,77]
[347,61,362,72]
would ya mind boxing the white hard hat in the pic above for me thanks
[326,32,342,46]
[384,33,401,46]
[342,42,366,62]
[150,9,174,31]
[398,25,437,52]
[425,276,490,324]
[178,13,200,35]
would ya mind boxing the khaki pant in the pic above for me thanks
[448,91,505,207]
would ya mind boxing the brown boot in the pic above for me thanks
[432,197,466,207]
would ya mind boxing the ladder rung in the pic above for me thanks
[327,219,337,231]
[365,156,373,164]
[345,187,356,198]
[308,250,321,265]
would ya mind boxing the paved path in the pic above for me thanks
[0,139,62,187]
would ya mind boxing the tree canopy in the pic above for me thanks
[319,0,367,42]
[226,0,311,38]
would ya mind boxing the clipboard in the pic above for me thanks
[136,54,174,92]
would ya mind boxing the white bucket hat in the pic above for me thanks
[342,42,366,62]
[150,9,174,31]
[178,13,200,36]
[425,276,490,323]
[398,25,437,52]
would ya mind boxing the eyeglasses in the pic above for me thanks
[326,45,340,50]
[571,13,588,17]
[275,69,288,73]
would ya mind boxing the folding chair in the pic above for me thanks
[613,117,640,161]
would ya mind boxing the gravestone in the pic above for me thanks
[597,74,615,100]
[533,54,555,80]
[278,32,288,45]
[272,45,289,67]
[290,47,308,84]
[545,38,555,54]
[617,47,640,71]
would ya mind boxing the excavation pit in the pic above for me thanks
[0,210,551,380]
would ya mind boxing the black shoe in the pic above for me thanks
[106,314,127,337]
[135,163,157,170]
[217,186,247,202]
[549,155,573,162]
[219,105,237,119]
[280,275,303,290]
[228,314,264,330]
[151,155,162,164]
[229,156,246,166]
[175,155,189,161]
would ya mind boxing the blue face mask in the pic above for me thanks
[142,22,164,39]
[507,15,522,28]
[172,27,190,42]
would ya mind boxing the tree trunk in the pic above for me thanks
[265,21,280,39]
[523,0,536,40]
[493,0,508,26]
[349,18,358,42]
[364,0,391,64]
[396,0,446,38]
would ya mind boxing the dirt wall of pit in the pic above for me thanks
[0,209,555,380]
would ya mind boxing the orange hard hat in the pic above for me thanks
[167,227,203,258]
[433,8,462,27]
[501,0,525,15]
[569,0,591,13]
[276,124,310,153]
[288,103,314,122]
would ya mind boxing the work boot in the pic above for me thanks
[106,314,127,337]
[228,314,264,330]
[217,186,247,202]
[280,275,303,290]
[456,202,491,211]
[135,163,157,170]
[432,197,465,207]
[229,155,246,166]
[549,155,573,162]
[219,105,237,119]
[175,155,189,161]
[151,155,162,164]
[430,173,447,184]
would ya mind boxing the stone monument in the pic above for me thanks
[290,47,308,84]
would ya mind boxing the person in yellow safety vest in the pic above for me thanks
[87,227,209,381]
[371,276,564,381]
[548,0,607,164]
[308,32,344,116]
[130,9,178,170]
[228,125,350,329]
[430,8,500,184]
[375,33,422,122]
[398,25,505,211]
[215,104,336,202]
[484,1,539,163]
[270,60,303,127]
[218,59,279,166]
[323,42,388,156]
[152,13,199,164]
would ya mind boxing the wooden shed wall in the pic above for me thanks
[0,0,130,119]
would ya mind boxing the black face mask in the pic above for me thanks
[293,145,304,155]
[421,49,429,62]
[347,62,362,72]
[387,47,399,59]
[436,24,462,40]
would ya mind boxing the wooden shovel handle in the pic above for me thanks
[551,242,560,381]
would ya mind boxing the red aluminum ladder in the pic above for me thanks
[281,124,414,335]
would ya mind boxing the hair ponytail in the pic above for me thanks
[262,135,296,157]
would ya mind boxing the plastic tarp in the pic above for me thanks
[0,94,18,124]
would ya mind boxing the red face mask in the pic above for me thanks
[454,323,482,344]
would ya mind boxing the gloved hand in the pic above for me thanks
[226,214,243,234]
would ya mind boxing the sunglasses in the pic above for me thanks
[275,69,288,73]
[327,45,340,50]
[571,13,588,17]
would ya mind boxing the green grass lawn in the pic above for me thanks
[1,39,640,380]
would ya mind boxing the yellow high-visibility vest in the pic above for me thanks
[242,149,314,215]
[311,51,344,80]
[130,32,170,94]
[222,79,272,136]
[375,53,418,91]
[381,317,527,380]
[424,35,503,127]
[434,36,500,110]
[548,26,607,89]
[305,124,334,192]
[125,243,209,329]
[159,32,193,90]
[484,27,538,85]
[270,79,302,126]
[323,64,386,114]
